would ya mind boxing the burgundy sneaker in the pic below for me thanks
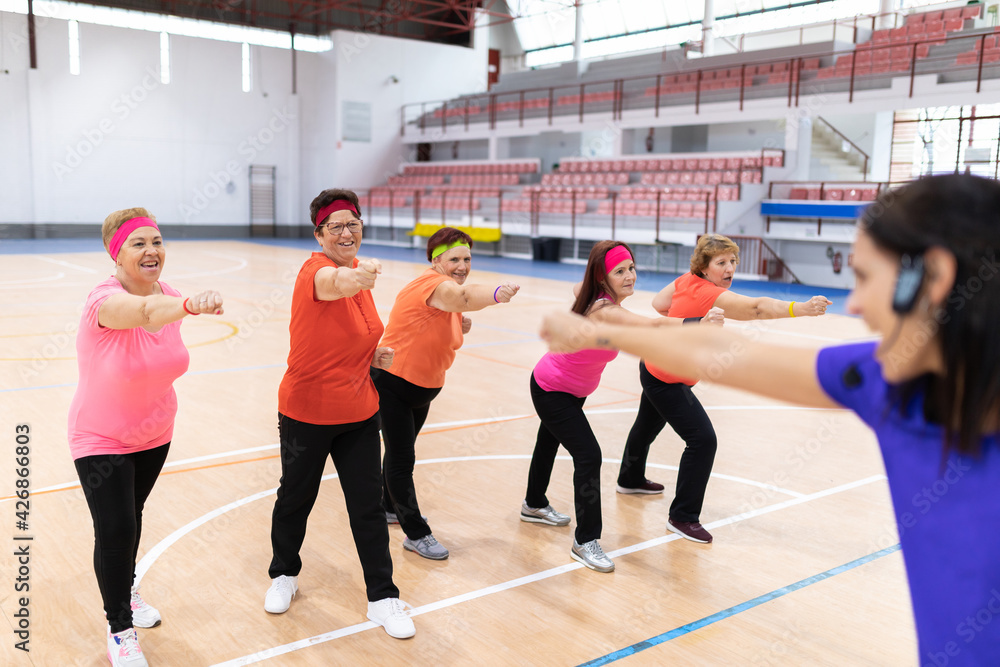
[667,518,713,543]
[615,480,665,495]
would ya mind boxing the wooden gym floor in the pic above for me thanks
[0,237,914,665]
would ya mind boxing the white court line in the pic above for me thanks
[133,453,804,586]
[2,404,843,504]
[35,255,99,274]
[0,271,65,286]
[209,473,886,667]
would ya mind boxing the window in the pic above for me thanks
[160,32,170,84]
[241,42,251,92]
[68,20,80,75]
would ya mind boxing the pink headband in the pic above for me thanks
[109,216,159,261]
[604,245,633,275]
[316,199,359,226]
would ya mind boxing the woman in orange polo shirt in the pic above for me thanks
[616,233,831,545]
[264,188,414,640]
[376,227,519,560]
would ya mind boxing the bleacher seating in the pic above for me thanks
[596,200,715,219]
[786,185,880,201]
[816,4,982,80]
[402,161,538,176]
[501,199,587,214]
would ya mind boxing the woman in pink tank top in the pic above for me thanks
[521,240,694,573]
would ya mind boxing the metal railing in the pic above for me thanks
[402,23,995,136]
[816,116,870,179]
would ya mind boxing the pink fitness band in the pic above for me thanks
[109,216,159,261]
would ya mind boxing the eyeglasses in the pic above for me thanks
[322,220,363,235]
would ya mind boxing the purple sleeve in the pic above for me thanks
[815,341,888,427]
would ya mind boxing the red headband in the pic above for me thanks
[316,199,359,226]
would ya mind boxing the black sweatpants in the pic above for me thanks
[372,369,442,541]
[75,443,170,633]
[526,373,603,544]
[269,412,398,602]
[618,361,717,523]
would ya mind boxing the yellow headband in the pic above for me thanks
[431,240,470,259]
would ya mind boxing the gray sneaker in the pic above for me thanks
[386,511,427,525]
[403,534,449,560]
[571,539,615,573]
[520,501,571,526]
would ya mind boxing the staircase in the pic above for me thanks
[810,121,868,182]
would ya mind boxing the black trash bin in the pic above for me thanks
[531,237,561,262]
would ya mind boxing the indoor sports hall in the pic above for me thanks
[3,0,999,664]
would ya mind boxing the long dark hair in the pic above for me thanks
[571,240,634,315]
[860,173,1000,456]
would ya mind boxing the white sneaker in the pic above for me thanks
[107,626,148,667]
[366,598,416,639]
[130,587,161,628]
[264,575,298,614]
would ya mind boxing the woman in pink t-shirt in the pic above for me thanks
[617,234,829,545]
[68,208,224,667]
[522,241,699,573]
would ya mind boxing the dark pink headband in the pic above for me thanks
[604,245,633,275]
[109,217,159,261]
[316,200,359,226]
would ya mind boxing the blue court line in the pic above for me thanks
[577,543,902,666]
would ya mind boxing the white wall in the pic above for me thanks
[0,11,487,230]
[707,119,786,152]
[315,29,488,199]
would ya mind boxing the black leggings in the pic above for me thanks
[373,369,442,541]
[618,361,718,523]
[526,373,603,544]
[269,412,398,602]
[75,443,170,634]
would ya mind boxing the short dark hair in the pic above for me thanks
[571,240,634,315]
[426,227,473,262]
[861,174,1000,457]
[309,189,362,227]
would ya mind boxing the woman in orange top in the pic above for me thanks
[616,234,831,544]
[376,227,519,560]
[264,188,414,640]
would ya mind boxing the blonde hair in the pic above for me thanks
[690,233,740,276]
[102,208,156,253]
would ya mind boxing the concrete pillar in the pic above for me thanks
[286,94,300,227]
[785,113,812,181]
[869,111,894,182]
[703,0,715,57]
[877,0,896,30]
[574,0,586,76]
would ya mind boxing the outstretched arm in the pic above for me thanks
[540,311,837,408]
[427,280,519,313]
[712,292,831,321]
[99,290,224,330]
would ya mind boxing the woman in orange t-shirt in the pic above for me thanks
[617,234,831,545]
[375,227,519,560]
[264,188,414,640]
